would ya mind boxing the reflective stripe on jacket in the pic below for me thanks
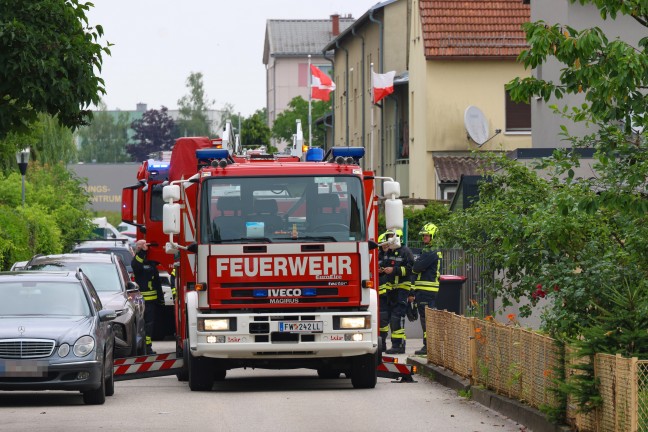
[412,248,442,292]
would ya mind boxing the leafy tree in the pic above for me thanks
[272,96,330,146]
[445,0,648,411]
[0,0,111,139]
[29,113,77,164]
[240,109,272,150]
[177,72,213,137]
[77,102,130,163]
[128,106,178,161]
[0,161,93,268]
[218,103,237,133]
[0,114,77,173]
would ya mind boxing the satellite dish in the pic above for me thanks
[464,106,490,145]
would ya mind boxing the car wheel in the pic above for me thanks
[350,353,377,389]
[188,347,214,391]
[83,354,107,404]
[105,350,115,397]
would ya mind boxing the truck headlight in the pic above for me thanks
[339,316,370,329]
[199,318,230,331]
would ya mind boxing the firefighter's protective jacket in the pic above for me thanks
[412,246,442,292]
[132,250,164,302]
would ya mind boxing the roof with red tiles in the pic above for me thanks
[419,0,530,59]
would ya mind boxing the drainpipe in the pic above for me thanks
[351,26,366,156]
[335,40,349,146]
[369,8,384,177]
[388,94,399,171]
[323,51,335,147]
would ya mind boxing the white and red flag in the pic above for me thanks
[371,70,396,104]
[310,65,336,101]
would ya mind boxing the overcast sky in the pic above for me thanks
[87,0,379,117]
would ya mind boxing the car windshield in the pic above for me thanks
[200,175,365,243]
[0,281,90,316]
[73,249,133,270]
[29,263,122,293]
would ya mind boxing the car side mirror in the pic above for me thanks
[126,281,140,292]
[99,309,117,322]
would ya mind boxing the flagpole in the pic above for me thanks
[308,55,312,148]
[370,63,375,172]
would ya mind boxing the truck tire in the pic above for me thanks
[351,353,377,389]
[188,350,214,391]
[175,339,189,382]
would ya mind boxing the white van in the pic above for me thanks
[92,217,128,240]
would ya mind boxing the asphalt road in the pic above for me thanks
[0,339,526,432]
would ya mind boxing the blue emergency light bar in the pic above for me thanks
[305,147,324,162]
[147,162,169,171]
[330,147,365,159]
[196,148,229,161]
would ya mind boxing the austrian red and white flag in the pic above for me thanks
[371,70,396,104]
[310,64,336,101]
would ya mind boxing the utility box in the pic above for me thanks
[436,275,467,314]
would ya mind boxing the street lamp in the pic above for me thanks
[15,147,30,206]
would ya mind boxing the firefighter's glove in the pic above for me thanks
[406,301,419,322]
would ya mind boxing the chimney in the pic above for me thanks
[331,14,340,36]
[136,103,147,112]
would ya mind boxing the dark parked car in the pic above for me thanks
[71,239,136,275]
[0,270,116,405]
[22,253,145,357]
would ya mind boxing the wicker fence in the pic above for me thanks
[425,309,648,431]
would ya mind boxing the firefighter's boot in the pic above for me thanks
[415,341,427,356]
[380,332,388,352]
[385,341,405,354]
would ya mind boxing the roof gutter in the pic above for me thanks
[335,40,349,146]
[369,8,384,177]
[351,26,366,156]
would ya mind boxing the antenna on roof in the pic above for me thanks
[464,105,501,147]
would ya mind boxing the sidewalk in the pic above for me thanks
[402,338,571,432]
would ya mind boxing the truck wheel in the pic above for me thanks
[188,350,214,391]
[214,368,227,381]
[175,339,189,382]
[351,353,377,389]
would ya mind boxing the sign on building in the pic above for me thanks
[68,163,141,212]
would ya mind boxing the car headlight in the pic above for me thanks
[198,318,230,331]
[339,316,370,329]
[74,335,95,357]
[58,343,71,357]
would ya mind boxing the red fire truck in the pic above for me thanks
[122,125,404,391]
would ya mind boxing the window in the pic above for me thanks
[505,90,531,132]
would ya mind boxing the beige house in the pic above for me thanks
[262,16,355,135]
[326,0,532,200]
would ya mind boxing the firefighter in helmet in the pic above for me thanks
[377,230,393,352]
[378,228,415,354]
[410,222,442,355]
[132,239,164,355]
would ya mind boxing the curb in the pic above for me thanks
[407,357,572,432]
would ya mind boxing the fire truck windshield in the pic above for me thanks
[201,175,365,243]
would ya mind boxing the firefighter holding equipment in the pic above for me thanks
[410,222,442,355]
[378,229,415,355]
[132,239,164,355]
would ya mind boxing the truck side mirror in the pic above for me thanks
[383,181,403,230]
[163,203,181,234]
